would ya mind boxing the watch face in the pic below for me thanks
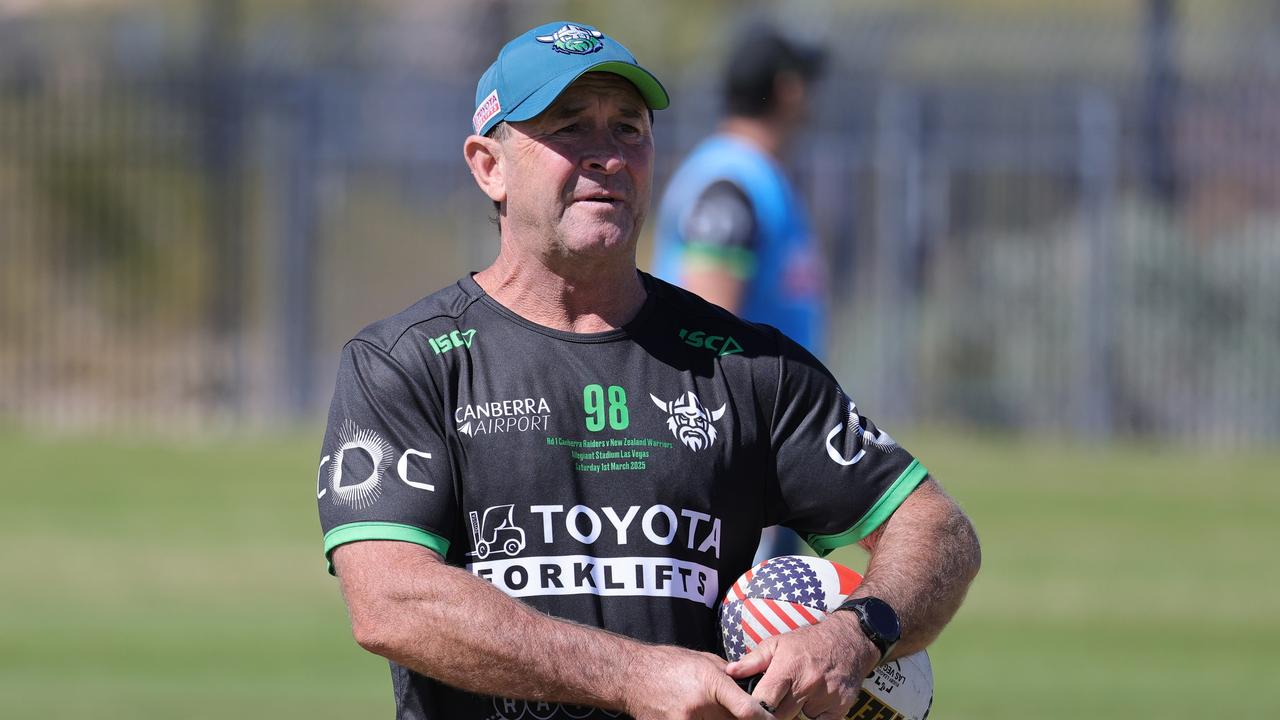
[862,598,902,642]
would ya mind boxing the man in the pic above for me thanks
[317,21,979,720]
[652,25,829,563]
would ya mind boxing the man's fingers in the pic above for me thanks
[749,669,794,720]
[712,675,774,719]
[725,642,774,679]
[770,694,806,720]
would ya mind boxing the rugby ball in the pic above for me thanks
[719,555,933,720]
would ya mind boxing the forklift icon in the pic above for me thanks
[467,504,526,560]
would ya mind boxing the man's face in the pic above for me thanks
[499,73,654,260]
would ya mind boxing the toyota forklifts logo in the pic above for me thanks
[467,504,527,560]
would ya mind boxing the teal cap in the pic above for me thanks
[472,21,670,136]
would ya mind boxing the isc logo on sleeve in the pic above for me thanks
[678,328,743,357]
[429,328,476,355]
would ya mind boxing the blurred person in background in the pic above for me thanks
[317,20,979,720]
[652,24,828,565]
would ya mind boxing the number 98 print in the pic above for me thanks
[582,384,629,431]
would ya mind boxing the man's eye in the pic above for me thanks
[555,123,580,135]
[618,123,640,135]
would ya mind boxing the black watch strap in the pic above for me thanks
[835,596,901,660]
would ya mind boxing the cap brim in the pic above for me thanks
[504,60,670,124]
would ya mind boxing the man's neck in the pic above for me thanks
[473,248,647,334]
[719,116,789,160]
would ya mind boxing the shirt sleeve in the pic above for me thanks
[315,339,458,573]
[678,180,759,279]
[766,332,929,556]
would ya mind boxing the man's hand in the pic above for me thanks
[622,644,775,720]
[724,612,878,720]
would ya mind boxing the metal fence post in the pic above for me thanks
[1076,90,1118,436]
[873,86,923,424]
[278,81,322,420]
[200,0,246,418]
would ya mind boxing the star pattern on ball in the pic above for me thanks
[747,556,825,609]
[720,597,748,660]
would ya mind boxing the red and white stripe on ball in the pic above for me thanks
[720,556,936,720]
[724,566,756,604]
[720,555,865,660]
[738,597,825,649]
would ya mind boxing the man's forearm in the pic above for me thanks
[334,541,643,710]
[854,478,982,659]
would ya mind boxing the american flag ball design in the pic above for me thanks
[718,555,936,720]
[719,555,862,661]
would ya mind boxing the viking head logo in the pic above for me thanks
[650,391,726,452]
[535,24,605,55]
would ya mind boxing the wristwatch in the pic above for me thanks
[835,596,901,661]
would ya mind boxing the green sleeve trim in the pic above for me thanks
[806,459,930,557]
[682,244,757,279]
[322,522,451,575]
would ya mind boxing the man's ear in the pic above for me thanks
[464,134,506,204]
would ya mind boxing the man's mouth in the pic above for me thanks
[576,193,622,206]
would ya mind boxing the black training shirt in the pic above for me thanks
[316,272,928,720]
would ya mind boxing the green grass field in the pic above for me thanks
[2,429,1276,718]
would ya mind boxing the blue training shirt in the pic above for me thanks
[651,134,825,356]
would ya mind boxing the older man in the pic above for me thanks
[317,21,979,720]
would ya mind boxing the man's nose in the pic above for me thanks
[580,131,626,175]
